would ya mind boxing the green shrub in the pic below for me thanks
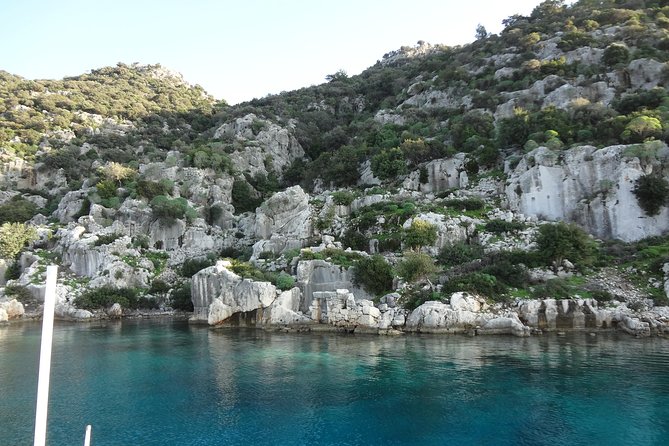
[149,279,170,296]
[396,252,437,283]
[150,195,196,222]
[481,259,530,289]
[331,191,356,206]
[170,282,194,311]
[94,232,123,247]
[137,178,173,200]
[632,174,669,216]
[0,196,38,224]
[96,179,118,200]
[4,284,33,302]
[341,229,368,252]
[353,255,394,296]
[180,257,216,277]
[602,43,630,67]
[443,272,507,302]
[74,286,142,310]
[231,179,262,214]
[4,260,21,281]
[438,242,484,267]
[275,272,296,291]
[443,198,485,211]
[371,147,408,180]
[621,116,663,143]
[535,222,597,271]
[0,223,38,260]
[484,219,526,234]
[403,219,437,250]
[530,279,572,300]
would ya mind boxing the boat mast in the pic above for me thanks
[33,265,58,446]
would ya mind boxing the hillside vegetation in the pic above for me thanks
[2,0,669,320]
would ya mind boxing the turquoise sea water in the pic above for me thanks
[1,320,668,446]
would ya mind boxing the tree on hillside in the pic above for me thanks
[475,24,489,40]
[535,222,596,272]
[0,223,38,260]
[403,219,438,251]
[633,174,669,216]
[98,162,136,185]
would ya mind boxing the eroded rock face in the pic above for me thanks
[517,298,614,331]
[53,190,88,223]
[506,145,669,241]
[213,114,305,178]
[402,155,467,193]
[405,301,484,334]
[254,186,312,240]
[191,260,277,324]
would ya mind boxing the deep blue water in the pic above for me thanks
[1,320,668,446]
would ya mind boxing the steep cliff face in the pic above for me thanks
[506,144,669,241]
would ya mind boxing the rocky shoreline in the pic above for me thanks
[6,294,666,340]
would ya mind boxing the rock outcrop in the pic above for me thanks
[506,144,669,241]
[191,260,277,324]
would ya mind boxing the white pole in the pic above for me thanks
[34,265,58,446]
[83,425,92,446]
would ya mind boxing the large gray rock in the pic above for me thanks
[214,114,305,178]
[263,288,310,325]
[149,218,187,251]
[309,289,380,328]
[53,190,88,223]
[402,213,478,253]
[405,301,483,334]
[506,145,669,241]
[191,260,277,324]
[479,315,530,337]
[618,315,651,337]
[627,58,667,90]
[254,186,312,240]
[1,299,25,319]
[402,155,467,193]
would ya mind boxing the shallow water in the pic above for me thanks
[1,320,668,445]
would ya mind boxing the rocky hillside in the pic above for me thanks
[1,0,669,336]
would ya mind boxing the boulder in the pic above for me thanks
[618,315,651,337]
[108,303,123,318]
[191,260,277,324]
[405,301,482,333]
[53,190,88,223]
[450,292,485,313]
[402,155,467,193]
[479,315,530,337]
[1,299,25,319]
[0,307,7,322]
[263,288,310,325]
[254,186,312,240]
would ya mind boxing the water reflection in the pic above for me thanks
[1,323,668,445]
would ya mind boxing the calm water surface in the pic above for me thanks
[1,320,668,445]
